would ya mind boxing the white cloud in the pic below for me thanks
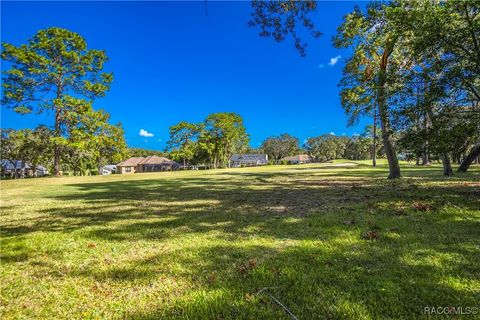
[329,132,336,135]
[139,129,154,137]
[328,55,342,66]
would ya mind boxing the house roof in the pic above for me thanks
[230,154,268,162]
[1,160,47,171]
[117,156,173,167]
[282,154,311,162]
[116,157,145,167]
[138,155,172,165]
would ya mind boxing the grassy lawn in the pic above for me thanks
[1,160,479,319]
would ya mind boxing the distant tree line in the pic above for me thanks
[259,125,382,164]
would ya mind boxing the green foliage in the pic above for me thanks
[0,126,53,178]
[248,0,321,56]
[344,135,371,161]
[305,134,343,162]
[203,112,249,168]
[1,27,112,114]
[261,133,299,163]
[1,27,117,175]
[391,1,480,170]
[164,113,250,168]
[128,148,165,158]
[166,121,202,166]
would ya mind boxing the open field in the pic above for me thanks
[1,160,479,319]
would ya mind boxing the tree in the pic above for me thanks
[394,1,480,172]
[363,124,380,166]
[166,121,202,168]
[76,108,128,173]
[261,133,299,163]
[23,125,53,177]
[335,3,405,179]
[304,134,342,162]
[203,113,249,168]
[2,27,113,176]
[0,126,52,178]
[248,0,321,56]
[344,135,371,161]
[128,148,165,158]
[0,129,26,178]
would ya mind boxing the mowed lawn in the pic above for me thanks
[1,160,479,319]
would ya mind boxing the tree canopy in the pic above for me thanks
[1,27,118,176]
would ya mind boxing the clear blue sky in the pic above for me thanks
[1,1,370,150]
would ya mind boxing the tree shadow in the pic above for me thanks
[1,164,479,318]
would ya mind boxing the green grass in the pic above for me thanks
[1,160,479,319]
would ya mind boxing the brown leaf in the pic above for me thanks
[412,201,434,212]
[361,230,378,240]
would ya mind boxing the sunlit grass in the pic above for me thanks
[1,160,479,319]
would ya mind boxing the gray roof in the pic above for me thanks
[1,160,47,171]
[230,154,268,162]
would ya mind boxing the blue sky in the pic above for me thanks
[1,1,370,150]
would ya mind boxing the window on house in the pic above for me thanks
[125,167,131,173]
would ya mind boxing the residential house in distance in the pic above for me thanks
[1,160,48,178]
[116,157,144,174]
[229,154,268,168]
[140,155,180,172]
[116,156,179,174]
[282,154,312,164]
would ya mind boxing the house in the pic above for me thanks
[1,159,48,178]
[101,165,117,175]
[229,154,268,168]
[116,156,179,174]
[138,155,180,172]
[116,157,144,174]
[282,154,312,164]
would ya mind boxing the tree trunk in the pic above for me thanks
[421,80,430,166]
[421,142,429,165]
[372,109,377,167]
[32,163,37,177]
[442,153,453,176]
[457,145,480,172]
[98,165,103,176]
[54,107,61,176]
[183,157,186,169]
[377,50,401,179]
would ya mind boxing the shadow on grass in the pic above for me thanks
[1,163,479,318]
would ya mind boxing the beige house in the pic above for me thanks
[282,154,312,164]
[117,156,179,174]
[116,157,144,174]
